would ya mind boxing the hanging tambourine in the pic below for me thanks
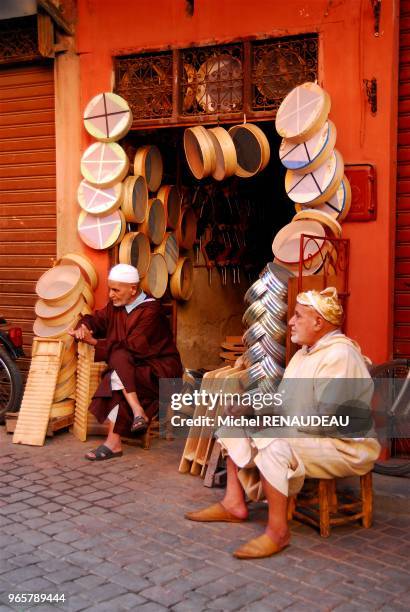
[78,209,126,250]
[279,120,337,174]
[285,149,344,206]
[295,175,352,221]
[80,142,129,188]
[292,208,342,238]
[77,179,122,216]
[83,92,133,142]
[276,82,331,143]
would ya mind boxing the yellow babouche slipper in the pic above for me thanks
[233,534,288,559]
[185,502,247,523]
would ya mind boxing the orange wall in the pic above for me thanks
[74,0,399,363]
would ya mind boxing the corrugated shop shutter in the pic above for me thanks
[0,63,56,375]
[395,0,410,357]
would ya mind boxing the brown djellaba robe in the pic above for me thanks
[79,299,183,436]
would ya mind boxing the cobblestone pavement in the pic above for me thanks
[0,429,409,612]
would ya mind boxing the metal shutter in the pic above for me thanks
[0,63,56,374]
[395,0,410,357]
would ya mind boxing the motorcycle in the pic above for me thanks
[0,317,24,423]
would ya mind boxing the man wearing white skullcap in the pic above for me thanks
[69,263,182,461]
[186,287,380,560]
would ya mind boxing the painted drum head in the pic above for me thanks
[279,120,337,174]
[295,175,351,220]
[78,209,126,250]
[83,92,133,142]
[272,220,326,264]
[77,179,122,216]
[275,82,331,143]
[80,142,129,188]
[285,149,344,206]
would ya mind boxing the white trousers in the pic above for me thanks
[217,435,381,499]
[107,370,124,423]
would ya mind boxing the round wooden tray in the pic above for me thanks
[118,231,151,278]
[170,257,194,301]
[184,126,216,179]
[36,265,85,306]
[78,209,126,250]
[275,82,331,143]
[83,92,133,142]
[228,123,270,178]
[154,232,179,274]
[57,252,98,290]
[134,145,163,192]
[121,174,148,223]
[80,142,129,188]
[140,252,168,298]
[138,198,166,245]
[176,206,197,250]
[207,126,237,181]
[157,185,181,230]
[272,220,326,265]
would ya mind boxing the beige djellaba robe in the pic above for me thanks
[217,331,381,499]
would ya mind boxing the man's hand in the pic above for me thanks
[68,324,97,346]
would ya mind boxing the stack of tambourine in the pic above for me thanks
[33,253,98,407]
[77,92,195,302]
[184,122,270,181]
[238,262,294,393]
[273,82,352,275]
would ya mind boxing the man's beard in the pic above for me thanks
[290,332,301,345]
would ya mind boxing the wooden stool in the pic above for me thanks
[287,472,373,537]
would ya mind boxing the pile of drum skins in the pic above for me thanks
[273,81,352,275]
[239,262,294,393]
[33,253,98,407]
[184,123,270,181]
[77,92,195,301]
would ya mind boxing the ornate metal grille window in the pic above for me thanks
[0,16,39,65]
[114,34,318,127]
[115,51,173,120]
[180,43,243,116]
[251,35,319,112]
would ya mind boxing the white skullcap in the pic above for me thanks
[108,264,139,284]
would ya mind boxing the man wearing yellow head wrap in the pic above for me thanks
[185,287,381,560]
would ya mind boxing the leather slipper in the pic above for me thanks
[185,502,246,523]
[131,415,148,433]
[233,534,288,559]
[85,444,123,461]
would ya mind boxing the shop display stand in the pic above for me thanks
[12,339,65,446]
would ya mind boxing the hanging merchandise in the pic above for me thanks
[295,175,352,221]
[57,253,98,290]
[80,142,129,188]
[184,126,216,179]
[157,185,181,230]
[176,206,197,250]
[78,209,126,250]
[121,175,148,223]
[154,232,179,274]
[279,120,337,174]
[207,127,237,181]
[83,92,133,142]
[196,54,243,113]
[119,232,151,278]
[285,150,344,206]
[77,179,123,216]
[170,257,194,301]
[134,145,163,192]
[275,82,331,143]
[272,219,326,264]
[228,123,270,178]
[292,208,342,238]
[140,252,168,298]
[138,198,166,245]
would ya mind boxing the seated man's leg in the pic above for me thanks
[111,369,149,430]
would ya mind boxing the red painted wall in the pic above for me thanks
[75,0,399,364]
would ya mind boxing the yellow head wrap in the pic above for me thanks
[296,286,343,326]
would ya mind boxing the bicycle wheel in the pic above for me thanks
[0,347,23,423]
